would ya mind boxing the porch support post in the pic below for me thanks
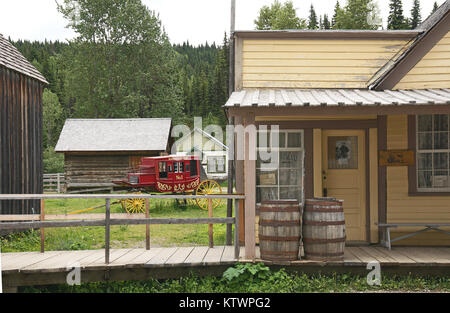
[234,115,245,245]
[244,113,256,260]
[377,116,387,245]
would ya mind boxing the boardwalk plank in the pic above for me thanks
[125,248,163,267]
[373,247,416,264]
[394,247,435,264]
[343,247,362,265]
[165,247,194,265]
[359,246,398,264]
[184,246,209,265]
[85,249,132,267]
[110,249,147,266]
[203,246,225,265]
[348,247,379,263]
[22,250,98,272]
[146,247,178,266]
[221,246,237,263]
[3,251,65,271]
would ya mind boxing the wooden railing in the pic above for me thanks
[43,173,65,193]
[0,194,244,264]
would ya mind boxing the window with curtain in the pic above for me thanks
[256,130,304,203]
[416,114,450,191]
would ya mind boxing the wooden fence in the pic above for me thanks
[0,193,245,264]
[43,173,65,193]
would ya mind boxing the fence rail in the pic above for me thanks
[43,173,65,193]
[0,193,244,264]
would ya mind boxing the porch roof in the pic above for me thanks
[224,89,450,108]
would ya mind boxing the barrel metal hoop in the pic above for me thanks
[304,206,343,213]
[259,219,300,227]
[303,220,345,226]
[259,206,301,213]
[259,235,300,242]
[303,237,346,244]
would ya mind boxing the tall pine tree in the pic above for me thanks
[410,0,421,29]
[332,1,341,28]
[323,14,331,29]
[308,4,319,29]
[387,0,408,30]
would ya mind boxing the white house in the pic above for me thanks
[175,128,228,181]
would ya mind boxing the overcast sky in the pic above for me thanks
[0,0,445,45]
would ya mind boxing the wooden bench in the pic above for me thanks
[376,223,450,250]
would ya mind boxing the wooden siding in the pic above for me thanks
[0,67,43,214]
[64,153,159,190]
[241,39,410,89]
[386,115,450,245]
[395,31,450,90]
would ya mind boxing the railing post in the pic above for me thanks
[105,198,110,264]
[145,198,150,250]
[208,198,213,248]
[234,198,240,260]
[40,199,45,253]
[57,173,61,193]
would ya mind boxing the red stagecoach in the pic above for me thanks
[113,155,223,212]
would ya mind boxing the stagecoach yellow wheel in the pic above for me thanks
[121,192,145,214]
[195,180,223,211]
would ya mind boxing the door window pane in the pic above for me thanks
[327,136,358,169]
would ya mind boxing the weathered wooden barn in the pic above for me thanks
[55,118,171,191]
[225,2,450,258]
[0,34,48,214]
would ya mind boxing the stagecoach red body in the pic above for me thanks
[113,155,201,193]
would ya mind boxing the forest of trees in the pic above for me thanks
[8,0,442,172]
[255,0,441,31]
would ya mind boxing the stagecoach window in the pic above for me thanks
[190,160,198,177]
[159,161,168,179]
[186,163,190,172]
[417,114,450,191]
[174,162,178,173]
[179,162,184,173]
[256,130,304,204]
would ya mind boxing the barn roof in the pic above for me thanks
[55,118,172,152]
[224,89,450,107]
[0,34,48,84]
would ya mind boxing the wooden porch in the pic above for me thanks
[2,245,450,291]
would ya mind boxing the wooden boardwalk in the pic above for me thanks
[2,246,450,291]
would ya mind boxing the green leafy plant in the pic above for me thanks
[223,263,271,284]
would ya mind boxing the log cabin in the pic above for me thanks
[225,1,450,258]
[55,118,171,192]
[0,34,48,214]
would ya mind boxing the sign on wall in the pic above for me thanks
[379,150,415,166]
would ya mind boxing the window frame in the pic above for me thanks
[256,129,305,204]
[207,155,226,174]
[408,114,450,195]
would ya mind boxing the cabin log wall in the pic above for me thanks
[0,67,43,214]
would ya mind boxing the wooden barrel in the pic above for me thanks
[258,200,301,262]
[303,198,346,261]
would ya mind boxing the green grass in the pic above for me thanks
[1,198,231,252]
[19,263,450,293]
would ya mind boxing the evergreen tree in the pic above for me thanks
[431,2,439,15]
[334,0,381,30]
[308,4,319,29]
[387,0,408,30]
[255,0,306,30]
[332,1,341,28]
[410,0,421,29]
[323,14,331,29]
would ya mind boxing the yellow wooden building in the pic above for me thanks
[225,2,450,258]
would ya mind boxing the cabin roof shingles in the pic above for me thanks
[0,33,48,84]
[55,118,172,152]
